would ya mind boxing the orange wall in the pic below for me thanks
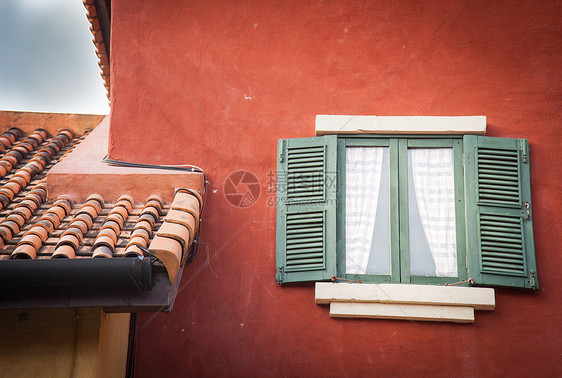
[109,1,562,376]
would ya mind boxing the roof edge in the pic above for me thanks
[83,0,111,100]
[0,110,105,136]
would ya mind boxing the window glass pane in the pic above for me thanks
[346,147,390,274]
[408,148,457,277]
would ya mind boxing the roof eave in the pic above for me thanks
[0,261,184,313]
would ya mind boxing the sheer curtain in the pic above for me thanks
[345,147,385,274]
[409,148,457,277]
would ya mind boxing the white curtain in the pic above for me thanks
[345,147,385,274]
[409,148,457,277]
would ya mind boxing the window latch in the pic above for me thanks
[524,202,531,221]
[444,278,474,286]
[331,276,362,284]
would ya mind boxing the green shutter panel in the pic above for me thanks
[276,136,338,284]
[464,135,538,289]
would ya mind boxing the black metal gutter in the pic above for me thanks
[0,257,152,289]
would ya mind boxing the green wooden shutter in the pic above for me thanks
[275,136,338,284]
[464,135,538,289]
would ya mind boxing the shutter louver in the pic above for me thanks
[285,211,325,271]
[287,146,325,203]
[477,148,521,206]
[276,136,338,284]
[479,214,526,276]
[464,136,538,289]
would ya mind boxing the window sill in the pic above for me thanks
[315,282,495,323]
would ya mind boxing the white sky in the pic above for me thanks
[0,0,110,115]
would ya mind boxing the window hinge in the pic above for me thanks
[520,139,528,163]
[524,201,531,221]
[529,270,537,290]
[279,140,286,163]
[276,267,285,283]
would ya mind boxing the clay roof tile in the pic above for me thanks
[10,244,36,260]
[156,222,192,253]
[58,234,81,250]
[99,219,122,235]
[35,219,55,234]
[92,245,113,258]
[0,226,13,243]
[44,205,66,220]
[77,204,99,221]
[74,213,94,229]
[3,220,21,235]
[13,206,33,220]
[5,213,26,228]
[86,193,105,207]
[52,245,76,259]
[53,198,73,216]
[140,205,160,222]
[27,226,49,242]
[124,245,144,257]
[148,235,183,283]
[117,194,135,207]
[18,234,43,251]
[67,219,89,235]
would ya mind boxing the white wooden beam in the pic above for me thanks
[316,283,495,310]
[330,302,475,323]
[315,115,486,135]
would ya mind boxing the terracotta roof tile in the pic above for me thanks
[156,222,191,252]
[0,227,13,244]
[148,235,183,284]
[124,244,143,257]
[27,226,49,242]
[170,190,201,229]
[18,233,42,250]
[74,213,94,229]
[3,220,21,235]
[148,190,202,283]
[52,244,76,259]
[86,193,105,207]
[58,233,82,250]
[11,243,36,260]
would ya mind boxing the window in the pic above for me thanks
[343,138,462,285]
[275,134,538,290]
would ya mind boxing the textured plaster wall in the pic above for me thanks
[109,0,562,376]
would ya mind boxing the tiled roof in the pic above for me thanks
[3,193,164,261]
[0,127,202,290]
[83,0,110,99]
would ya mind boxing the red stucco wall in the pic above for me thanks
[109,1,562,376]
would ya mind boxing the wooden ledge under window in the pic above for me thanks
[315,115,487,135]
[315,282,495,323]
